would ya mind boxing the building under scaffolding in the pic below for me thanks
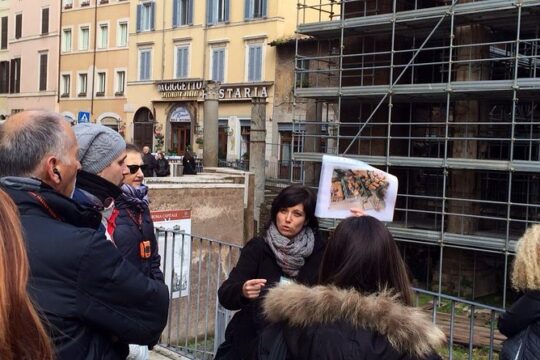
[292,0,540,306]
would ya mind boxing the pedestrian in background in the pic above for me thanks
[182,146,197,175]
[259,215,446,360]
[498,225,540,359]
[155,150,170,177]
[142,146,157,177]
[215,184,326,360]
[0,188,54,360]
[0,110,169,359]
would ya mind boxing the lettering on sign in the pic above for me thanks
[156,80,270,101]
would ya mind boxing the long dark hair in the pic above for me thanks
[319,216,413,305]
[0,189,54,360]
[268,184,318,231]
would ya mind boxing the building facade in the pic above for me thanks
[3,0,59,114]
[125,0,297,167]
[59,0,129,131]
[293,0,540,306]
[0,0,9,119]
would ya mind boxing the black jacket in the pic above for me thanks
[182,155,197,175]
[142,153,156,177]
[499,291,540,358]
[217,232,325,360]
[155,158,170,177]
[0,177,169,360]
[114,194,164,282]
[259,283,446,360]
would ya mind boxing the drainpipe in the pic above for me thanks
[57,4,63,106]
[90,0,98,118]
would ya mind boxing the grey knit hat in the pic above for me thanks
[73,123,126,174]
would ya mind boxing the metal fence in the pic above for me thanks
[157,229,506,360]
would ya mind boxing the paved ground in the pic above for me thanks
[149,346,190,360]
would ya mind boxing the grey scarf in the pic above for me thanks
[265,223,315,278]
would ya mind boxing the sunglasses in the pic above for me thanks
[127,164,148,174]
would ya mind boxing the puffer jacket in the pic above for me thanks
[114,187,164,282]
[0,177,169,360]
[258,283,446,360]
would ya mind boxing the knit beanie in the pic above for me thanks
[73,123,126,174]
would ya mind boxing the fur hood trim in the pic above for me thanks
[263,283,446,357]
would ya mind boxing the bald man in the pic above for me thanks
[0,111,169,360]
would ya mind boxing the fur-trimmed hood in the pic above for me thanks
[263,283,446,358]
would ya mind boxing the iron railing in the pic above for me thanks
[158,230,506,360]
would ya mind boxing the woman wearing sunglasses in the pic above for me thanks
[114,144,164,359]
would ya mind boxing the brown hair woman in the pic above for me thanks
[0,188,54,360]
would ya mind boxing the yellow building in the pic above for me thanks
[59,0,129,132]
[126,0,297,162]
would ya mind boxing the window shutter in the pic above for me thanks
[218,49,225,82]
[15,14,22,39]
[261,0,267,17]
[0,61,8,93]
[182,48,188,77]
[1,17,7,49]
[150,3,155,30]
[212,50,218,80]
[207,0,214,25]
[244,0,251,19]
[255,46,262,80]
[248,46,254,81]
[136,5,142,32]
[187,0,193,24]
[173,0,179,27]
[39,54,47,91]
[224,0,230,22]
[41,8,49,35]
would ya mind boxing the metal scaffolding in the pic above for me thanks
[293,0,540,306]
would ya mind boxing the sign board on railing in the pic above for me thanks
[152,210,192,298]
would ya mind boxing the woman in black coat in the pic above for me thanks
[114,144,163,282]
[215,185,326,360]
[498,225,540,359]
[258,216,446,360]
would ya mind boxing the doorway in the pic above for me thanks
[133,107,154,149]
[171,123,191,155]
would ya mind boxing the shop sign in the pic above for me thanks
[157,80,270,101]
[170,106,191,123]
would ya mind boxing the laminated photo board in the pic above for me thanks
[151,209,192,298]
[315,155,398,221]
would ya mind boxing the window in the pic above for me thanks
[296,59,310,87]
[1,17,7,49]
[0,61,8,94]
[211,47,225,82]
[98,24,108,49]
[138,48,151,81]
[61,74,70,97]
[63,0,73,8]
[15,14,22,39]
[78,73,87,96]
[175,46,189,79]
[117,22,128,47]
[115,70,125,95]
[96,72,105,95]
[41,8,49,35]
[207,0,229,25]
[79,26,89,50]
[244,0,267,19]
[9,58,20,94]
[39,53,47,91]
[136,2,154,32]
[247,44,262,82]
[173,0,192,27]
[62,28,72,52]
